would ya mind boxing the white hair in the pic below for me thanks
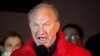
[28,3,59,22]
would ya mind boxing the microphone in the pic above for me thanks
[36,45,49,56]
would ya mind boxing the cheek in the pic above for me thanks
[47,26,57,40]
[14,45,21,50]
[49,25,58,36]
[30,26,37,37]
[45,27,53,36]
[4,45,12,52]
[15,42,22,48]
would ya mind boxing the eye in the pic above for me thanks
[33,24,38,26]
[44,23,50,26]
[15,44,21,49]
[6,44,12,47]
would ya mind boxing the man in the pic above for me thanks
[63,24,84,46]
[11,3,91,56]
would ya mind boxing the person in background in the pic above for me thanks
[11,3,91,56]
[63,24,84,46]
[84,33,100,56]
[0,31,23,56]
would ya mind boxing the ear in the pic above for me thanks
[55,22,60,32]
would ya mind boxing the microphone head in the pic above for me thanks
[36,45,48,56]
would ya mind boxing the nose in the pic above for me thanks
[10,47,15,52]
[12,47,16,51]
[38,26,45,35]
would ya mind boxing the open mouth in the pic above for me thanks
[37,37,48,44]
[38,37,47,41]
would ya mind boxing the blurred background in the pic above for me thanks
[0,0,100,44]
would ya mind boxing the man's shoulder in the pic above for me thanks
[11,47,23,56]
[11,42,34,56]
[65,42,92,56]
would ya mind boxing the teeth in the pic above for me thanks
[38,37,47,41]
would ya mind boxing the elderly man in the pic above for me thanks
[11,3,91,56]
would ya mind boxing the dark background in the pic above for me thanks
[0,0,100,45]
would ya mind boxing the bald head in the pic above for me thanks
[28,3,59,22]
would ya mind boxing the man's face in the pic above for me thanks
[29,7,60,48]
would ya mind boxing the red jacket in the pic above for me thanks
[11,29,92,56]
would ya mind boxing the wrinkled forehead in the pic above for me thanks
[29,7,58,23]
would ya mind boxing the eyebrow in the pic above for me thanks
[44,21,49,24]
